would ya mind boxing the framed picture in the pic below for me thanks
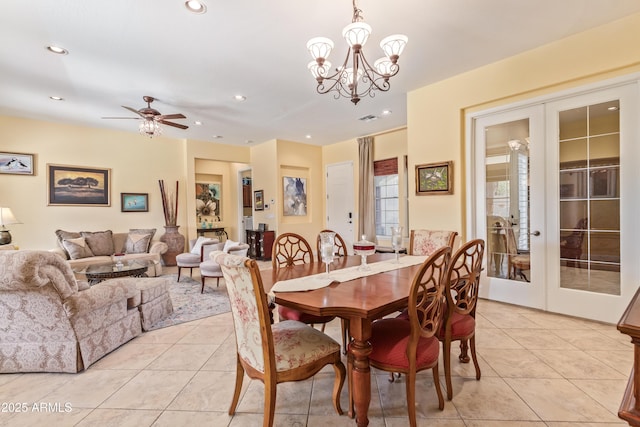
[47,164,111,206]
[254,190,264,211]
[416,161,453,195]
[121,193,149,212]
[283,176,307,216]
[0,152,35,175]
[196,182,221,220]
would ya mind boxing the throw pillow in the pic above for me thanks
[81,230,114,256]
[125,232,153,254]
[191,236,214,255]
[55,229,81,259]
[62,237,94,259]
[129,228,156,252]
[223,239,239,253]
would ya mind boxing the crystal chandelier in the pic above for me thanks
[139,118,162,138]
[307,0,408,105]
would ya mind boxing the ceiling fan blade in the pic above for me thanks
[122,106,145,117]
[159,120,188,130]
[158,113,186,120]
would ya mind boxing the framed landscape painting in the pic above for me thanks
[254,190,264,211]
[121,193,148,212]
[0,152,35,175]
[47,164,111,206]
[416,161,453,195]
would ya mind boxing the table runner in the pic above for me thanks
[269,255,427,296]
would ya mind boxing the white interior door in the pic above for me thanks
[473,105,546,309]
[545,84,639,323]
[326,161,355,253]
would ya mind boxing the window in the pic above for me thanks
[374,158,399,236]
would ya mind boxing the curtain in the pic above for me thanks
[358,136,376,241]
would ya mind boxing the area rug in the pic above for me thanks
[146,274,231,331]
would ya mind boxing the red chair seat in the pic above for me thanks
[437,311,475,340]
[278,305,334,325]
[368,319,440,370]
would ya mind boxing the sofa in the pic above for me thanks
[50,229,168,278]
[0,250,144,373]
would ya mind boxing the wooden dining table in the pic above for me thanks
[260,253,424,427]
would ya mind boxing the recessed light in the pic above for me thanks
[305,135,312,139]
[185,0,206,14]
[49,96,64,101]
[234,95,246,102]
[381,109,392,116]
[246,140,254,144]
[46,45,68,55]
[211,135,223,139]
[194,120,202,126]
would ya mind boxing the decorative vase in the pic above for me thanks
[159,225,185,266]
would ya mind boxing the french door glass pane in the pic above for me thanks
[558,100,620,295]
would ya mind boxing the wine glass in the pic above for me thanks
[319,231,336,276]
[391,226,403,263]
[354,235,376,271]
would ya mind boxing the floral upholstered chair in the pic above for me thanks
[409,229,458,256]
[214,251,345,427]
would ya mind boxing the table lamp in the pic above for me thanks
[0,207,21,245]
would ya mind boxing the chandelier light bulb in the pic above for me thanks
[380,34,408,61]
[374,57,394,76]
[139,119,161,138]
[307,37,334,61]
[342,21,372,48]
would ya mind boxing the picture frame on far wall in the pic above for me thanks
[416,161,453,195]
[0,152,35,175]
[283,176,307,216]
[47,164,111,206]
[254,190,264,211]
[121,193,149,212]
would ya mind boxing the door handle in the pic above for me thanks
[530,230,541,236]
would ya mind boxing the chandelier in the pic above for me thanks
[139,119,162,138]
[307,0,408,105]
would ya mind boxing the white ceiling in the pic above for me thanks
[2,0,640,146]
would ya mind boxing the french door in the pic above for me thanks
[473,105,546,309]
[471,81,640,323]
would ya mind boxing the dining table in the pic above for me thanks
[260,253,426,427]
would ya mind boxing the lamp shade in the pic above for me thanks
[307,37,334,61]
[308,60,332,79]
[139,119,161,137]
[380,34,408,60]
[0,207,20,228]
[342,21,372,48]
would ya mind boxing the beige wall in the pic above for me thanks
[407,12,640,241]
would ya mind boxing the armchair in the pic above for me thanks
[199,240,250,293]
[175,237,222,281]
[0,250,142,373]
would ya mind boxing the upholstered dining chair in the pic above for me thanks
[175,237,221,281]
[315,229,348,262]
[272,232,336,332]
[214,252,346,427]
[438,238,484,400]
[348,246,451,426]
[409,229,458,256]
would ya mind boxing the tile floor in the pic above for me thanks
[0,266,634,427]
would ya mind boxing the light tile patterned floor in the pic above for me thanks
[0,266,633,427]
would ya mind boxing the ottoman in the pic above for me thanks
[135,277,174,331]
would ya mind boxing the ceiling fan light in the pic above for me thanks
[380,34,408,61]
[342,21,372,48]
[307,37,334,61]
[139,120,161,138]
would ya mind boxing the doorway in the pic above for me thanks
[326,161,355,252]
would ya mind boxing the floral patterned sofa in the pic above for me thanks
[0,250,143,373]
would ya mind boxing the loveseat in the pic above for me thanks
[50,229,168,278]
[0,250,143,373]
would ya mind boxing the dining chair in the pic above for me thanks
[215,252,346,427]
[408,229,458,256]
[560,217,588,267]
[348,246,451,425]
[272,233,336,332]
[438,238,484,400]
[315,229,348,262]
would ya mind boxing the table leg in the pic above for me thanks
[349,319,372,427]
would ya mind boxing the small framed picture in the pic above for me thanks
[0,152,35,175]
[254,190,264,211]
[416,161,453,195]
[121,193,149,212]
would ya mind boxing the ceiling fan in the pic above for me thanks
[102,95,188,136]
